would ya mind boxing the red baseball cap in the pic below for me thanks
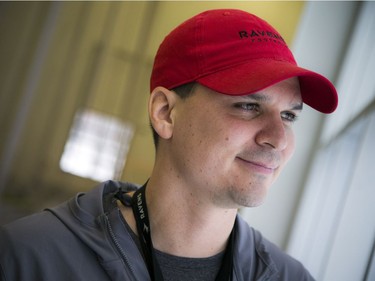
[150,9,338,113]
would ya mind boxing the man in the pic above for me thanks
[0,9,337,281]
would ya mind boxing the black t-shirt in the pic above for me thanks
[155,249,224,281]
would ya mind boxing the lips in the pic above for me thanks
[236,156,278,175]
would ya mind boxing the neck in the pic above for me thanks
[143,175,237,258]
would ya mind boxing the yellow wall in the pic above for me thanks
[0,1,304,212]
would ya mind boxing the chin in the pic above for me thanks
[228,185,269,208]
[235,194,267,208]
[242,198,266,208]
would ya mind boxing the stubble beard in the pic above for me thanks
[212,180,270,209]
[230,182,269,208]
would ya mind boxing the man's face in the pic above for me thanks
[168,77,302,208]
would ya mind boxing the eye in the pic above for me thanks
[281,111,298,123]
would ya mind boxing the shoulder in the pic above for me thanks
[257,233,315,280]
[1,210,64,247]
[0,181,141,279]
[0,206,82,258]
[0,210,74,280]
[234,215,315,280]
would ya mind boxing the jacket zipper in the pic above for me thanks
[103,214,139,280]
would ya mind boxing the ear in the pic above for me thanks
[149,87,178,140]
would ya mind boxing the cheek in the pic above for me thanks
[284,129,296,163]
[177,118,234,167]
[271,131,295,183]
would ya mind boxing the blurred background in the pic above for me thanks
[0,1,374,280]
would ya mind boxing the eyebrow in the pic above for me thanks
[242,93,303,111]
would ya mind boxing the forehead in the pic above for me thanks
[196,77,302,108]
[243,78,302,107]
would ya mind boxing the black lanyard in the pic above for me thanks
[129,183,235,281]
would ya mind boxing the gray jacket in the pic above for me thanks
[0,181,314,280]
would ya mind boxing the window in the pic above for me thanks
[60,109,134,182]
[287,3,375,280]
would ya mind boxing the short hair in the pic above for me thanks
[150,82,197,148]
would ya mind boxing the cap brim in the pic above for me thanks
[197,60,338,114]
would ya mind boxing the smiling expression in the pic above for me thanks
[165,77,302,208]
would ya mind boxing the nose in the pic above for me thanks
[255,115,288,151]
